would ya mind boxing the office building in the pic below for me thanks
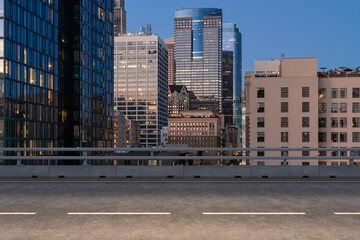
[245,58,360,166]
[60,0,114,148]
[114,34,168,147]
[223,23,242,126]
[174,8,223,113]
[114,0,126,35]
[165,37,175,85]
[222,51,234,125]
[168,85,190,116]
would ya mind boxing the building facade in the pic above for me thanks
[60,0,114,148]
[114,34,168,147]
[165,37,175,85]
[114,0,126,35]
[168,85,190,116]
[222,51,234,125]
[245,58,360,166]
[223,23,242,127]
[174,8,222,113]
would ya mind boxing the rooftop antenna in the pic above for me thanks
[320,67,327,73]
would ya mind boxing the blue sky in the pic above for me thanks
[127,0,360,76]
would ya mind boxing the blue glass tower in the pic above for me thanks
[174,8,223,114]
[223,23,242,127]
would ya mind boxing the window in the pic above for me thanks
[319,132,327,142]
[302,132,310,142]
[257,88,265,98]
[302,87,310,97]
[319,88,326,99]
[353,88,360,98]
[257,102,264,113]
[319,118,326,128]
[257,132,265,142]
[353,103,360,113]
[340,88,347,98]
[331,132,338,142]
[257,161,265,166]
[302,117,310,127]
[281,87,288,98]
[302,102,310,112]
[331,118,338,128]
[340,103,347,113]
[302,148,310,157]
[331,103,338,113]
[319,103,326,113]
[281,117,288,128]
[281,102,288,113]
[340,132,347,142]
[353,132,360,142]
[331,88,338,98]
[281,132,288,142]
[257,117,264,128]
[319,150,327,157]
[353,117,360,128]
[340,117,347,128]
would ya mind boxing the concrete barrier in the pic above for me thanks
[116,166,183,178]
[0,165,359,178]
[319,166,360,178]
[48,166,116,178]
[250,166,320,178]
[183,166,252,178]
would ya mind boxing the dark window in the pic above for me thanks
[281,87,288,98]
[302,87,310,97]
[257,88,265,98]
[257,132,265,142]
[353,88,360,98]
[319,118,326,128]
[302,132,310,142]
[281,102,288,113]
[257,117,264,128]
[302,117,310,128]
[302,102,310,112]
[319,132,327,142]
[257,102,264,113]
[281,132,288,142]
[331,132,338,142]
[281,117,288,128]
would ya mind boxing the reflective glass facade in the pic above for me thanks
[114,0,126,35]
[174,8,222,113]
[60,0,114,148]
[114,35,168,147]
[1,0,60,149]
[222,51,233,125]
[223,23,242,127]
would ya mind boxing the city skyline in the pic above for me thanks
[127,0,360,81]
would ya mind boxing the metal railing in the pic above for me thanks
[0,147,359,166]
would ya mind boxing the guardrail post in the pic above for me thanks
[83,151,89,166]
[217,151,220,165]
[17,151,21,166]
[349,151,354,166]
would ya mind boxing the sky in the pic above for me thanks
[126,0,360,78]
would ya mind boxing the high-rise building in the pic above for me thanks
[168,85,190,116]
[174,8,223,113]
[114,0,126,35]
[165,37,175,85]
[223,23,242,127]
[0,1,61,149]
[222,51,234,125]
[60,0,114,148]
[114,34,168,147]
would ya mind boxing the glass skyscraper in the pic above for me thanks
[0,0,114,151]
[174,8,222,114]
[114,0,126,36]
[222,51,234,125]
[223,23,242,127]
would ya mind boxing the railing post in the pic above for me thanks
[349,151,354,166]
[217,151,220,165]
[83,151,89,166]
[17,151,21,166]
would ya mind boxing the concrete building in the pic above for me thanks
[168,110,222,164]
[114,112,126,148]
[126,120,141,146]
[246,58,319,165]
[114,0,126,35]
[165,37,175,85]
[168,85,190,116]
[114,34,168,147]
[246,58,360,166]
[160,127,168,146]
[174,8,223,113]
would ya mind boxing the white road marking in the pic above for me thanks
[67,212,171,215]
[0,212,37,215]
[334,212,360,215]
[203,212,306,215]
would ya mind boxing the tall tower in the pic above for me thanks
[174,8,223,114]
[223,23,242,127]
[114,0,126,35]
[165,37,175,85]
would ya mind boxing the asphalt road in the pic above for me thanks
[0,180,360,240]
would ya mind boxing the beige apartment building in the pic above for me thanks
[245,58,360,166]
